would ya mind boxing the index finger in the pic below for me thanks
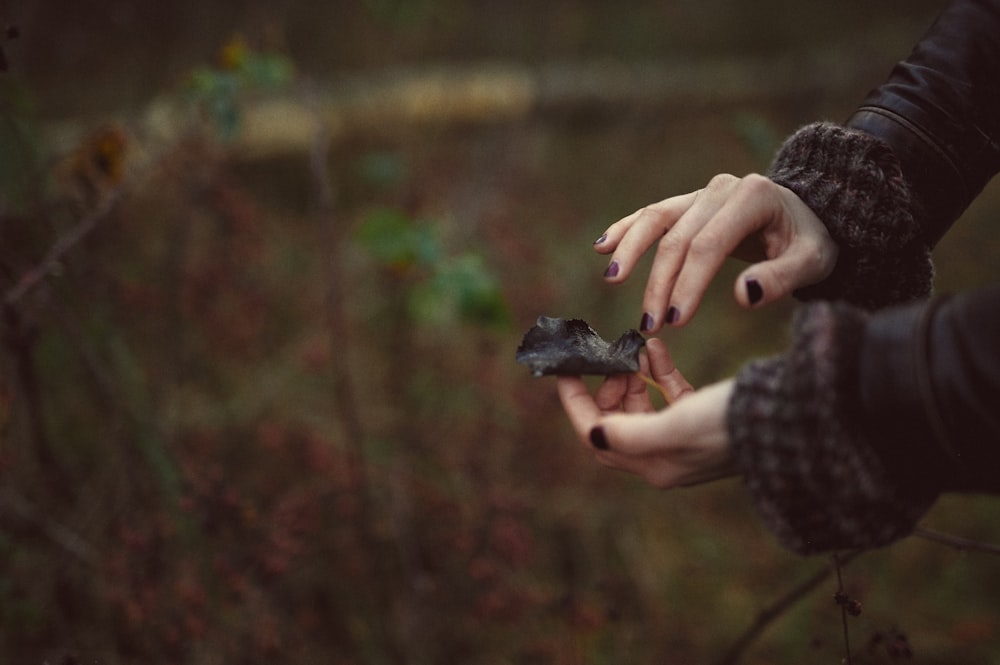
[667,175,788,326]
[596,191,701,279]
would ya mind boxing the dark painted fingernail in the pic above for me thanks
[594,233,608,245]
[639,312,654,332]
[746,277,764,306]
[603,260,620,278]
[666,306,680,325]
[589,426,610,450]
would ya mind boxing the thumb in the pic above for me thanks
[734,248,835,309]
[593,409,673,456]
[590,411,690,489]
[595,380,737,487]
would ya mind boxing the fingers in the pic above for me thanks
[733,189,838,308]
[556,370,650,451]
[556,376,604,447]
[639,174,742,330]
[594,380,738,488]
[646,174,795,329]
[556,353,657,453]
[596,174,838,332]
[558,369,737,488]
[645,338,694,402]
[595,191,699,283]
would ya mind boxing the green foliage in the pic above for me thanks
[354,206,512,329]
[187,38,294,139]
[354,206,440,269]
[412,253,511,329]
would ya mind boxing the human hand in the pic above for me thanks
[556,337,737,488]
[594,173,837,332]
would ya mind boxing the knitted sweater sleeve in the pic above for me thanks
[767,122,934,310]
[727,302,938,555]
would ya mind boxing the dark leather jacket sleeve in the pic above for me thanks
[848,0,1000,493]
[730,1,1000,553]
[860,283,1000,493]
[847,0,1000,247]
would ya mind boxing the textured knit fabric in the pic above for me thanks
[728,302,938,555]
[768,122,934,310]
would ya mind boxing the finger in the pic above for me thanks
[621,351,655,413]
[556,376,603,448]
[596,381,737,487]
[590,410,680,483]
[666,174,786,326]
[734,240,837,308]
[645,338,694,403]
[593,373,630,412]
[640,175,740,332]
[598,191,699,282]
[734,196,838,308]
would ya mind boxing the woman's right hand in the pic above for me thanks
[594,173,838,333]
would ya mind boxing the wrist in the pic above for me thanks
[768,122,933,309]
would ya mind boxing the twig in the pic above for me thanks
[4,188,124,306]
[0,487,100,567]
[913,527,1000,555]
[635,371,673,405]
[834,554,853,665]
[713,551,861,665]
[304,80,403,662]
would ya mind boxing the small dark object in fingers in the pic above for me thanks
[516,316,645,377]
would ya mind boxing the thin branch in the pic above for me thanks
[304,80,403,662]
[834,554,853,665]
[713,551,861,665]
[4,188,124,306]
[913,527,1000,556]
[0,487,101,567]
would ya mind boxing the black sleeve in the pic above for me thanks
[859,282,1000,493]
[728,302,939,555]
[727,284,1000,554]
[847,0,1000,245]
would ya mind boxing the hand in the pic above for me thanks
[556,337,737,488]
[594,173,837,332]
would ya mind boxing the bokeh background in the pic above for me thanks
[3,1,1000,663]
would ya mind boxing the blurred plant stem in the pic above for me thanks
[714,551,861,665]
[913,527,1000,555]
[307,85,403,662]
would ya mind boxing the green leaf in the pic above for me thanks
[238,53,295,88]
[410,254,511,329]
[354,207,440,270]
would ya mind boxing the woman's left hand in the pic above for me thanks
[556,338,737,488]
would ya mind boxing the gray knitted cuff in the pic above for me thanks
[768,122,933,310]
[727,302,937,555]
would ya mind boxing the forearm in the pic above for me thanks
[766,122,933,310]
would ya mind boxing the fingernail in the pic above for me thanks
[603,260,620,278]
[594,233,608,245]
[589,426,610,450]
[666,306,680,325]
[639,312,654,332]
[746,277,764,306]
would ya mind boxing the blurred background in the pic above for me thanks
[3,1,1000,663]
